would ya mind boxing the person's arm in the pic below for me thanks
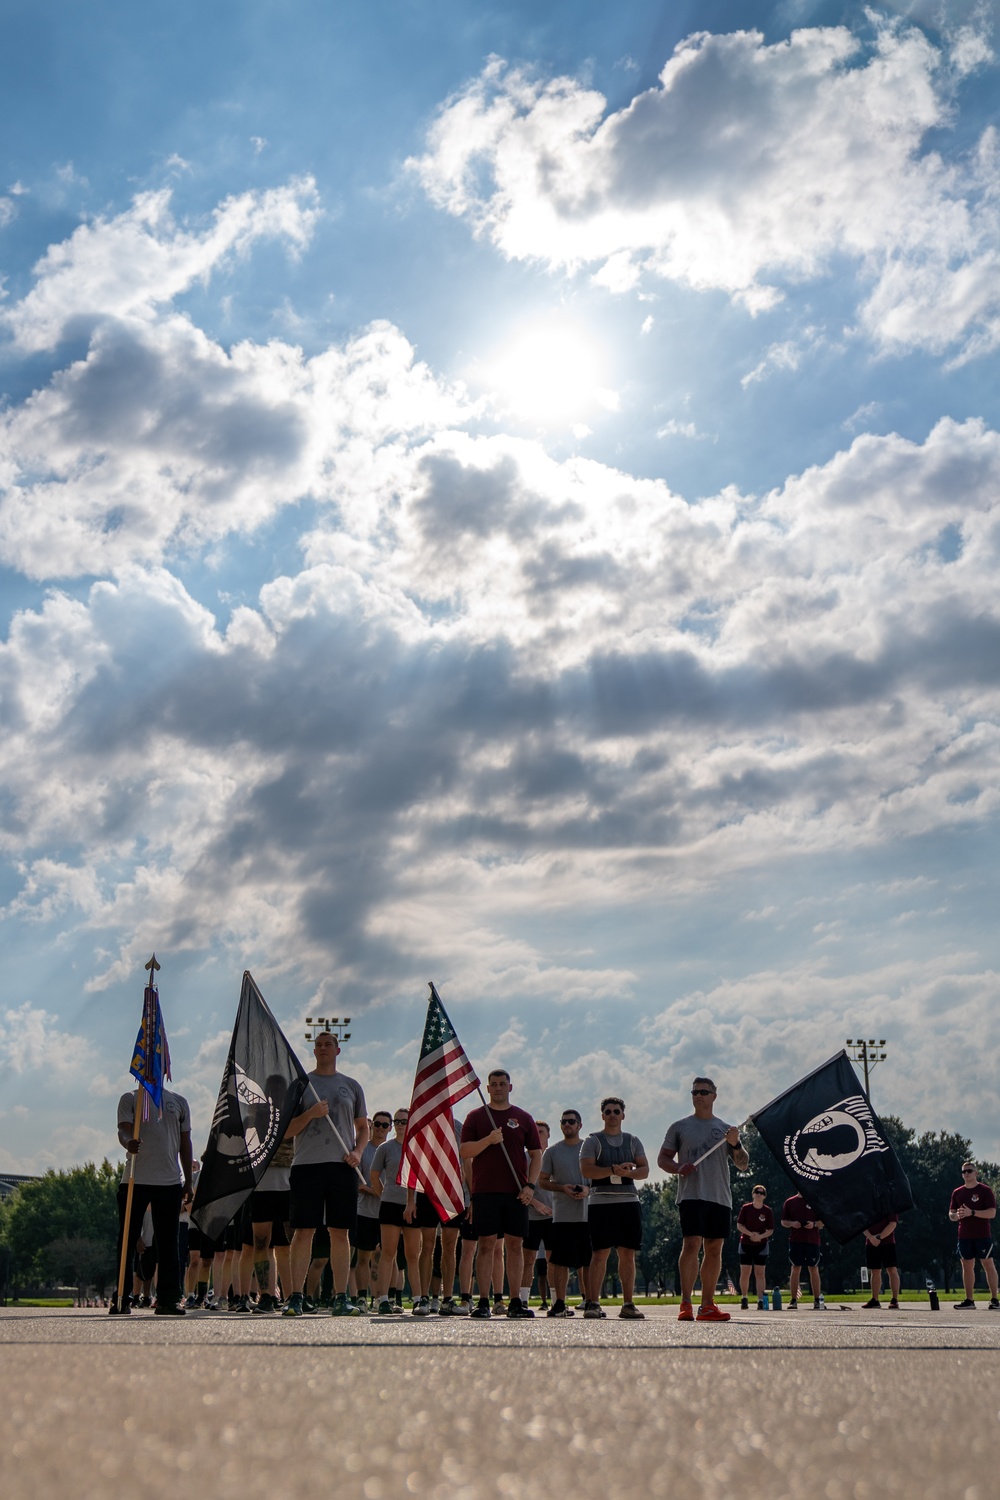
[526,1148,542,1187]
[180,1129,193,1197]
[118,1100,141,1155]
[460,1127,503,1160]
[580,1148,613,1181]
[726,1128,750,1172]
[344,1114,369,1169]
[404,1188,417,1224]
[971,1204,996,1222]
[615,1151,649,1183]
[284,1100,329,1137]
[657,1139,695,1177]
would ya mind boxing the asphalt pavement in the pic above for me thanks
[2,1303,997,1500]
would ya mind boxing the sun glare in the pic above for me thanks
[482,319,614,428]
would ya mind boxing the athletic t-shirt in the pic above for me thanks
[950,1183,996,1240]
[660,1114,736,1207]
[118,1089,191,1186]
[258,1137,294,1193]
[461,1104,540,1194]
[783,1194,821,1245]
[581,1132,645,1205]
[371,1138,408,1206]
[737,1203,774,1248]
[357,1141,381,1219]
[291,1071,367,1166]
[541,1139,588,1223]
[866,1215,897,1245]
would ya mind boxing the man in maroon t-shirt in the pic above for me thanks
[736,1185,774,1309]
[460,1069,541,1321]
[781,1192,824,1309]
[862,1215,900,1309]
[948,1162,1000,1309]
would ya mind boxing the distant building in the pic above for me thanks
[0,1174,39,1201]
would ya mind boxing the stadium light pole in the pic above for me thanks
[845,1038,887,1097]
[304,1015,352,1043]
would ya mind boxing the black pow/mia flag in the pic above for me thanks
[191,971,309,1243]
[751,1051,913,1245]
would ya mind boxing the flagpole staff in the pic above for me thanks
[687,1117,753,1171]
[474,1084,531,1196]
[304,1078,367,1184]
[115,954,159,1311]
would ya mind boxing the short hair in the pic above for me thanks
[488,1068,511,1083]
[692,1076,716,1092]
[601,1096,625,1113]
[561,1109,582,1123]
[752,1184,767,1196]
[962,1160,977,1172]
[372,1111,392,1125]
[535,1121,549,1132]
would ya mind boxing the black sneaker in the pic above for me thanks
[253,1294,279,1314]
[108,1297,132,1316]
[619,1302,645,1320]
[438,1298,457,1316]
[507,1297,535,1319]
[862,1298,881,1309]
[470,1299,492,1320]
[583,1301,604,1319]
[988,1299,1000,1311]
[153,1302,186,1316]
[740,1296,749,1310]
[954,1298,976,1309]
[547,1299,570,1318]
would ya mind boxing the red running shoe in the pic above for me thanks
[696,1303,731,1322]
[677,1300,694,1321]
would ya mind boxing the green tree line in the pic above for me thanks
[0,1160,121,1298]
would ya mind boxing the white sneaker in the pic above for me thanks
[429,1296,440,1313]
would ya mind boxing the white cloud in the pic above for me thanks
[3,177,321,352]
[411,23,1000,358]
[0,1003,94,1075]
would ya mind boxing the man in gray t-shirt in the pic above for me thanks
[539,1109,594,1318]
[658,1077,749,1323]
[113,1086,193,1316]
[283,1031,369,1318]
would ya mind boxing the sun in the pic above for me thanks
[481,318,615,428]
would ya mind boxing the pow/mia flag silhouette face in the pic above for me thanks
[752,1052,913,1245]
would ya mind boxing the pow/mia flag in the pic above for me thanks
[751,1051,913,1245]
[191,971,310,1243]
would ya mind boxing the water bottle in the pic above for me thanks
[818,1294,826,1309]
[929,1288,940,1311]
[772,1286,782,1310]
[761,1290,769,1310]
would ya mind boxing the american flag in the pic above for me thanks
[399,983,480,1221]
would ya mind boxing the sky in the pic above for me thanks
[2,0,1000,1177]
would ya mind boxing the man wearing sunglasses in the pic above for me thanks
[539,1109,593,1318]
[580,1097,649,1319]
[949,1162,1000,1310]
[658,1078,748,1322]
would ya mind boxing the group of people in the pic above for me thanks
[111,1036,1000,1317]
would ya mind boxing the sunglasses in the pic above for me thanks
[560,1117,579,1125]
[691,1089,715,1097]
[373,1120,391,1128]
[962,1168,976,1174]
[602,1107,623,1115]
[393,1118,408,1125]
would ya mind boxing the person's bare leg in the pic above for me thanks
[402,1226,423,1299]
[440,1228,459,1301]
[288,1229,313,1296]
[808,1264,821,1300]
[888,1267,901,1301]
[459,1237,475,1297]
[504,1233,524,1300]
[275,1244,291,1298]
[754,1265,767,1301]
[418,1229,436,1298]
[476,1235,498,1300]
[618,1246,636,1303]
[590,1248,610,1306]
[739,1264,751,1298]
[375,1228,401,1301]
[870,1267,882,1300]
[699,1238,724,1306]
[789,1265,801,1302]
[252,1225,275,1299]
[491,1240,505,1299]
[550,1263,569,1302]
[678,1236,703,1303]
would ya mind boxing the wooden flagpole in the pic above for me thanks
[114,954,160,1312]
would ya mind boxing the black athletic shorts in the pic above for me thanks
[311,1226,329,1260]
[865,1241,897,1269]
[250,1189,291,1226]
[446,1208,476,1241]
[788,1243,821,1267]
[523,1219,548,1254]
[958,1238,993,1261]
[187,1226,211,1258]
[470,1192,529,1241]
[738,1243,771,1266]
[588,1200,642,1252]
[678,1199,731,1241]
[351,1215,381,1252]
[289,1162,358,1232]
[547,1221,593,1269]
[414,1192,441,1229]
[378,1200,408,1228]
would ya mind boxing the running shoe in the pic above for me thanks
[470,1299,492,1320]
[583,1301,604,1319]
[787,1298,798,1309]
[696,1303,731,1322]
[453,1297,472,1317]
[507,1298,535,1319]
[988,1299,1000,1311]
[374,1298,397,1316]
[619,1303,645,1320]
[547,1300,571,1318]
[108,1297,132,1316]
[153,1302,186,1317]
[438,1298,457,1316]
[282,1292,304,1318]
[677,1301,694,1322]
[493,1298,507,1315]
[740,1297,749,1310]
[412,1297,431,1317]
[954,1298,976,1308]
[862,1298,881,1309]
[429,1297,440,1314]
[888,1299,901,1310]
[253,1294,279,1314]
[183,1295,200,1310]
[330,1295,363,1317]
